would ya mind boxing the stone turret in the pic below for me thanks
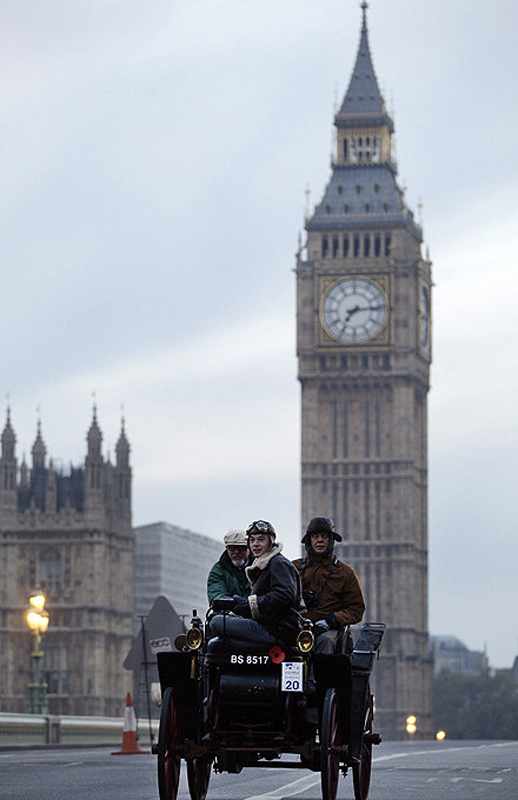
[113,417,132,528]
[31,420,47,469]
[84,405,105,526]
[0,408,17,522]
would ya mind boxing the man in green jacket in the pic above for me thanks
[207,529,251,604]
[292,516,365,654]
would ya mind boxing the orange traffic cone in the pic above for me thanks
[112,692,149,754]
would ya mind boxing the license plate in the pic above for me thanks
[229,654,271,665]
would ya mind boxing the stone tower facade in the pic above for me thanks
[296,6,433,738]
[0,408,133,716]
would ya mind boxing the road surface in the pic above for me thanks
[1,739,517,799]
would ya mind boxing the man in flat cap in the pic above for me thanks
[293,516,365,653]
[207,529,251,605]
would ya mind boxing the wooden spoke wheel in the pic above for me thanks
[187,755,212,800]
[158,687,182,800]
[352,694,374,800]
[321,688,341,800]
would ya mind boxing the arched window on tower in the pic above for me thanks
[44,644,69,695]
[373,137,380,163]
[322,235,329,258]
[343,139,348,161]
[90,465,101,489]
[354,235,360,257]
[118,474,129,499]
[342,234,350,257]
[3,465,14,490]
[40,549,62,593]
[350,138,356,163]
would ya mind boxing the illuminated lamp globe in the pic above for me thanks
[29,591,46,613]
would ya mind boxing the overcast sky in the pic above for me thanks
[2,1,517,669]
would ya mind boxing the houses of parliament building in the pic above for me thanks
[0,408,133,716]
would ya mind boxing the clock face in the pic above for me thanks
[322,278,386,343]
[419,285,430,347]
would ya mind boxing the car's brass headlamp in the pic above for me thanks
[186,610,204,651]
[296,621,314,653]
[186,626,203,650]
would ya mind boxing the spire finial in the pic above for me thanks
[361,1,368,31]
[304,184,311,221]
[35,406,42,437]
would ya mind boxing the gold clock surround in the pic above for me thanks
[317,273,391,348]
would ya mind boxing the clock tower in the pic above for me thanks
[296,4,432,738]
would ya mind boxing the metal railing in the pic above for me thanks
[0,712,157,748]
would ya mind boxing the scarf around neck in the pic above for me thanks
[245,541,283,584]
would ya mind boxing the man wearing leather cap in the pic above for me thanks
[207,529,251,604]
[292,516,365,654]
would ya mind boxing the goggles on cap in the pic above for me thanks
[246,520,275,536]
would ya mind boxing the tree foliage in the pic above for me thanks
[433,670,518,739]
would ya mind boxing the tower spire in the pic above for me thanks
[116,415,130,469]
[339,2,386,118]
[87,404,102,459]
[32,418,47,469]
[1,406,16,461]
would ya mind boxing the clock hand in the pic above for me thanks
[345,304,361,321]
[345,303,383,320]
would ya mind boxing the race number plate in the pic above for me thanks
[281,662,303,692]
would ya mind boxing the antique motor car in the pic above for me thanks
[156,603,385,800]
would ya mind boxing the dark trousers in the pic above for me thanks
[210,614,276,645]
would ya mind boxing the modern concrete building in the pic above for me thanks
[133,521,222,632]
[431,636,489,677]
[296,5,433,738]
[0,408,133,716]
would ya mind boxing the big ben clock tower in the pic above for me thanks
[296,3,433,738]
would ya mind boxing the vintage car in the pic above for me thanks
[156,604,385,800]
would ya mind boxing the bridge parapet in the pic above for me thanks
[0,712,157,748]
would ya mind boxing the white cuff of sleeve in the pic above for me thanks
[248,594,260,620]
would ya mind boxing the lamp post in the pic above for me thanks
[26,590,50,714]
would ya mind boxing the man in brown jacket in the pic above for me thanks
[292,516,365,653]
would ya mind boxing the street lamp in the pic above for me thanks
[26,590,50,714]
